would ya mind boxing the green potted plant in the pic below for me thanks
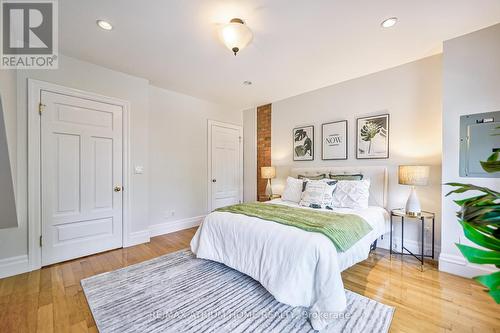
[446,127,500,303]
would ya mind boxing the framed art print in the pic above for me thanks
[322,120,347,160]
[356,114,389,159]
[293,126,314,161]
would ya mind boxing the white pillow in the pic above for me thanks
[331,179,371,209]
[299,179,337,209]
[281,177,304,203]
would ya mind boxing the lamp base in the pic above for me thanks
[405,186,421,216]
[265,179,273,197]
[406,211,421,217]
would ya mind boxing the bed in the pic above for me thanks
[190,166,390,331]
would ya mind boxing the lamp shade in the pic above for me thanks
[398,165,430,186]
[219,18,253,55]
[261,166,276,179]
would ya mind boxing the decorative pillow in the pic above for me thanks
[282,177,305,203]
[299,179,337,209]
[298,174,327,180]
[330,179,370,209]
[329,173,364,181]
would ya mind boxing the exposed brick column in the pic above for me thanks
[257,104,272,200]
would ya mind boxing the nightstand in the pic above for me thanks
[258,194,281,202]
[390,209,435,268]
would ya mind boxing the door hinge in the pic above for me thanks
[38,103,46,115]
[239,136,242,143]
[39,235,42,247]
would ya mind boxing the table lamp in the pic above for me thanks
[261,166,276,197]
[398,165,430,216]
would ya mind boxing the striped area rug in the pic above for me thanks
[81,250,394,333]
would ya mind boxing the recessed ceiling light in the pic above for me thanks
[243,81,252,86]
[381,17,398,28]
[96,20,113,31]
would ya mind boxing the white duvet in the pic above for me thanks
[190,199,389,331]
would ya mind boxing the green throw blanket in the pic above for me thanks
[215,202,372,252]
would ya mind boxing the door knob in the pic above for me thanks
[114,186,122,192]
[212,179,217,183]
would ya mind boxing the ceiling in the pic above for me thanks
[60,0,500,109]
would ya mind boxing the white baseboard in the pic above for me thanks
[0,216,204,279]
[125,215,205,247]
[150,215,204,238]
[377,235,441,259]
[125,230,151,247]
[439,252,498,278]
[0,255,29,279]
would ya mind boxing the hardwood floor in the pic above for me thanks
[0,227,498,333]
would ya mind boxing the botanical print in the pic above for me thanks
[293,126,314,161]
[356,114,389,159]
[322,120,347,160]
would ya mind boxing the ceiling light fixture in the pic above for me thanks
[381,17,398,28]
[220,18,253,56]
[96,20,113,31]
[243,80,252,86]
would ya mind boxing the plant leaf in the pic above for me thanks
[480,160,500,173]
[487,289,500,304]
[456,244,500,265]
[460,220,500,251]
[294,129,307,142]
[454,194,494,207]
[470,223,498,237]
[474,271,500,290]
[487,151,499,162]
[461,205,500,223]
[445,183,500,197]
[480,151,500,173]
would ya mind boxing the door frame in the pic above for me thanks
[207,120,243,212]
[27,79,131,270]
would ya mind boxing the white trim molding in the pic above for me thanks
[150,215,205,238]
[27,79,132,270]
[439,252,498,278]
[0,216,206,278]
[377,235,441,260]
[126,230,151,247]
[0,255,29,279]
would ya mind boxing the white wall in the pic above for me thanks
[147,86,242,232]
[0,54,244,276]
[0,85,17,229]
[0,70,19,234]
[440,24,500,277]
[243,108,257,202]
[0,70,17,179]
[269,55,443,254]
[0,55,151,260]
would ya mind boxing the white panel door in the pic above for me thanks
[210,122,243,210]
[41,90,123,266]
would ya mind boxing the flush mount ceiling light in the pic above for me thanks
[96,20,113,31]
[243,80,252,86]
[381,17,398,28]
[220,18,253,56]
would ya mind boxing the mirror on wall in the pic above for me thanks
[0,95,18,229]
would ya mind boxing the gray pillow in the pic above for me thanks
[298,174,327,180]
[329,174,363,181]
